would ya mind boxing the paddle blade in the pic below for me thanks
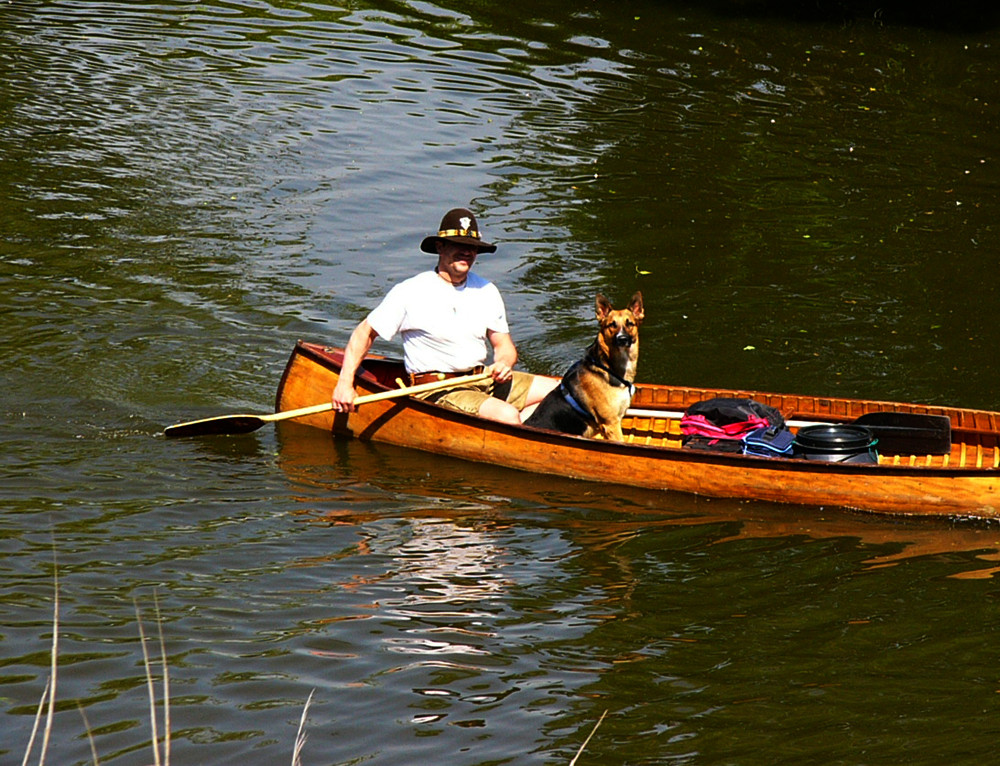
[854,412,952,455]
[163,414,267,438]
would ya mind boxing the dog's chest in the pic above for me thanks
[591,383,631,421]
[610,386,632,417]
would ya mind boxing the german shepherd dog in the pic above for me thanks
[525,292,643,441]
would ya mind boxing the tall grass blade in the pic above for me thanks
[153,593,171,766]
[77,702,101,766]
[38,561,60,765]
[135,601,162,766]
[569,710,608,766]
[20,676,50,766]
[292,690,314,766]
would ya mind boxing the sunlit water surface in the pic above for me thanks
[3,1,1000,763]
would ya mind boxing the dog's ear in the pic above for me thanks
[629,291,645,324]
[595,293,613,319]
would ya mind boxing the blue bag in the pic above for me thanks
[742,425,795,458]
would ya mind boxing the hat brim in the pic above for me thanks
[420,235,497,254]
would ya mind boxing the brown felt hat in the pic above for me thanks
[420,207,497,254]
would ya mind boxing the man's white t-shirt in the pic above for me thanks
[367,270,510,374]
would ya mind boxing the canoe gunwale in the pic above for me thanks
[283,341,998,476]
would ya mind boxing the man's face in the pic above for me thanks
[436,241,478,282]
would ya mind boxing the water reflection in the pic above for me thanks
[274,421,1000,761]
[277,422,1000,578]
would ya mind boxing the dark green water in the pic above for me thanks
[3,1,1000,763]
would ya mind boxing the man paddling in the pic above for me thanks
[331,207,557,424]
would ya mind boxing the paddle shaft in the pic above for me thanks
[262,370,493,424]
[164,370,492,437]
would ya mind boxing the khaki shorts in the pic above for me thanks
[415,371,534,416]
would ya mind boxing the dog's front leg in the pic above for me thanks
[598,422,625,442]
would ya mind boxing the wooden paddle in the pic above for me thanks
[164,371,492,438]
[850,411,953,455]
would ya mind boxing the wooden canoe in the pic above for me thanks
[275,341,1000,520]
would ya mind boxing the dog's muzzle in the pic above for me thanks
[612,332,635,348]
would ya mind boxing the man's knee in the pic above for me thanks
[526,375,559,406]
[477,397,522,425]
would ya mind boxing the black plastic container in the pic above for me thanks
[793,424,879,464]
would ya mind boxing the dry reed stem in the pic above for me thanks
[153,593,171,765]
[24,575,309,765]
[292,690,315,766]
[41,564,59,762]
[77,702,101,765]
[23,559,59,766]
[21,676,50,766]
[135,600,163,766]
[569,709,608,766]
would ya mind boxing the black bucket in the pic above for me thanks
[793,424,879,464]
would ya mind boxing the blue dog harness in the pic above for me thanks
[558,383,596,425]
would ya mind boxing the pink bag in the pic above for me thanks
[680,413,771,444]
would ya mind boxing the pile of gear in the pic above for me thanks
[679,397,879,464]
